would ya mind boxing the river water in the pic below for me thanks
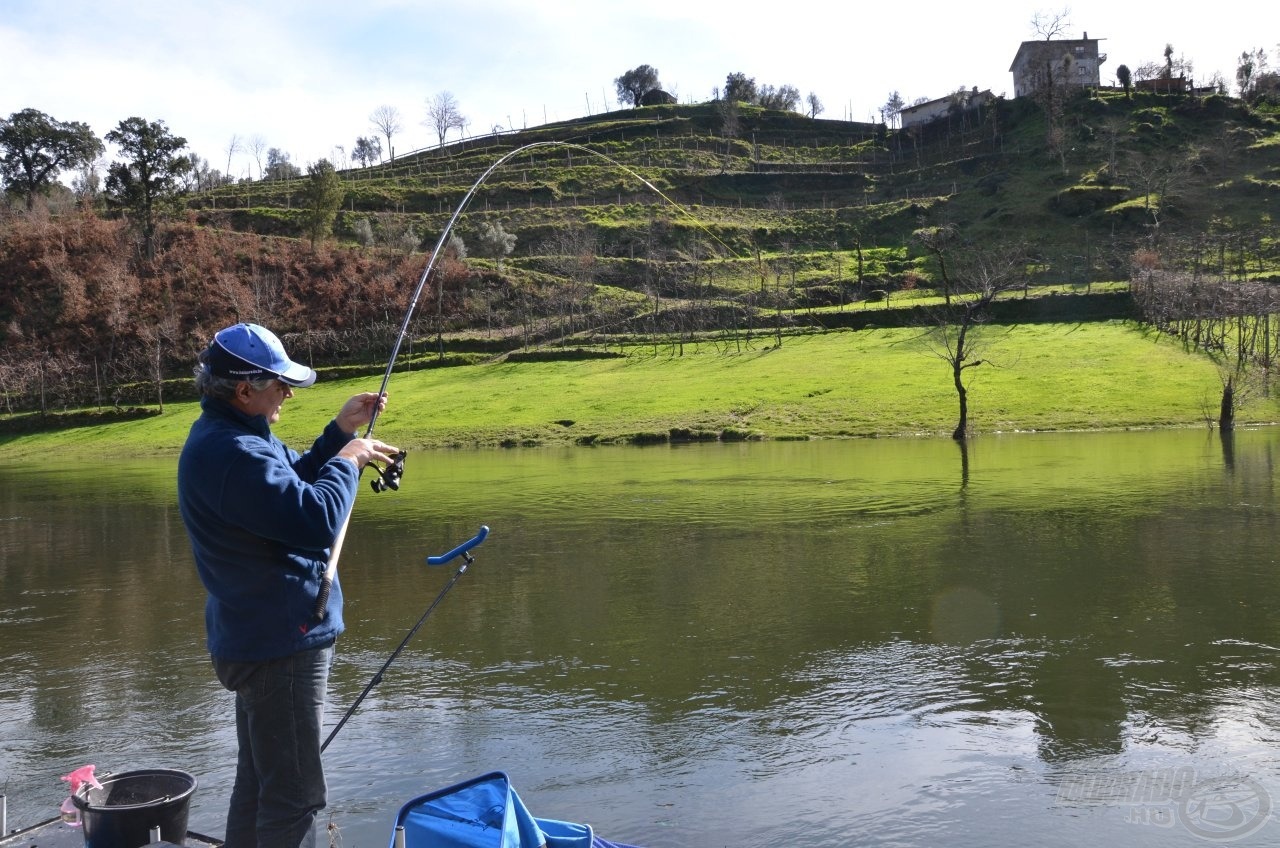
[2,429,1279,847]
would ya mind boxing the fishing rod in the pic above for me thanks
[313,139,741,620]
[312,144,563,621]
[321,525,490,753]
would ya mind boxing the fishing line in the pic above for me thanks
[314,140,743,620]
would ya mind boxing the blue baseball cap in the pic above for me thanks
[207,323,317,387]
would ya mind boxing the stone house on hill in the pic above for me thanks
[900,87,996,129]
[1135,75,1191,94]
[1009,33,1106,97]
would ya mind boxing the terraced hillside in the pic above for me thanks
[181,92,1279,348]
[1,90,1276,419]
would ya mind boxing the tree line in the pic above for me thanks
[613,65,824,118]
[1130,231,1280,431]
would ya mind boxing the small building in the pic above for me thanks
[640,88,677,106]
[900,87,996,129]
[1009,32,1106,98]
[1134,75,1191,94]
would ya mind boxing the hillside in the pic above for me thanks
[192,92,1280,283]
[1,89,1278,420]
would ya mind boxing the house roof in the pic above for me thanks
[1009,37,1101,72]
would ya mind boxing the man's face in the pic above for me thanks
[239,379,293,423]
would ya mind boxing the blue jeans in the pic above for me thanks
[214,644,334,848]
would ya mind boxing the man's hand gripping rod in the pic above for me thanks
[311,145,533,621]
[311,397,405,621]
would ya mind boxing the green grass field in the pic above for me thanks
[3,320,1271,460]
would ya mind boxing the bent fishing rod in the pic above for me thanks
[321,525,490,753]
[312,142,563,621]
[312,139,738,620]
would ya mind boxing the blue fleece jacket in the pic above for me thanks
[178,396,360,662]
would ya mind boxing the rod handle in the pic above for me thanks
[312,517,351,620]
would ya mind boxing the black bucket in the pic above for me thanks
[71,768,198,848]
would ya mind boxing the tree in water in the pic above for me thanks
[922,242,1030,440]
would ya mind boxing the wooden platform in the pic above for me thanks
[0,817,221,848]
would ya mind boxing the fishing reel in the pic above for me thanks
[371,450,407,493]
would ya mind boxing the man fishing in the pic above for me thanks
[177,322,399,848]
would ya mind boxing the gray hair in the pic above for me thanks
[195,346,276,400]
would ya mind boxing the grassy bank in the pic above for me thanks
[2,320,1269,466]
[1,320,1270,461]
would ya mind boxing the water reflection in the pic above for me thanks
[1,429,1279,847]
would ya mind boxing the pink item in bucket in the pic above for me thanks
[59,765,104,826]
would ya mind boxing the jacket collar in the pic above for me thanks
[201,394,272,437]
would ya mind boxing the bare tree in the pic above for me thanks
[1132,268,1280,432]
[1026,50,1077,165]
[223,134,241,182]
[136,309,181,412]
[922,244,1030,440]
[424,92,467,147]
[369,105,402,163]
[913,225,960,305]
[1031,6,1071,40]
[248,134,266,180]
[330,144,349,171]
[545,226,599,342]
[1122,150,1187,246]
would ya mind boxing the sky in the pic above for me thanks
[3,0,1276,179]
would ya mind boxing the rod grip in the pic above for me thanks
[313,518,351,620]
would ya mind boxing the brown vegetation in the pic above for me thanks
[0,210,433,412]
[1131,266,1280,429]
